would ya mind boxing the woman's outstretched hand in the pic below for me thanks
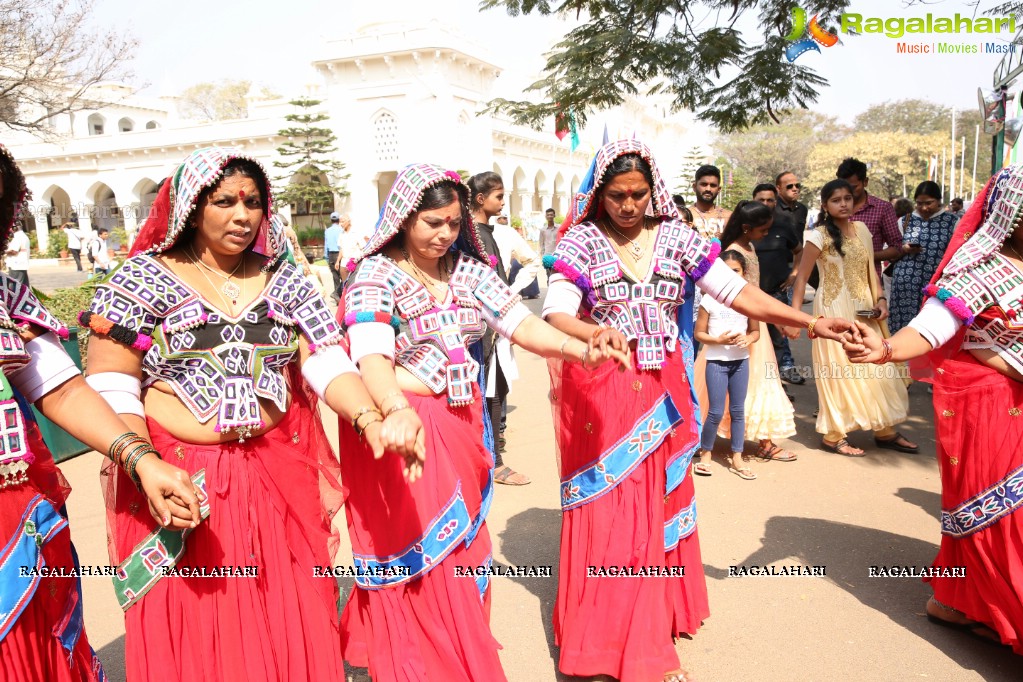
[809,317,858,342]
[587,328,632,371]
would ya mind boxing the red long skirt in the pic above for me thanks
[0,413,102,682]
[551,351,710,682]
[927,351,1023,654]
[108,406,344,682]
[338,390,506,682]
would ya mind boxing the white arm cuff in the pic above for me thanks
[301,344,359,400]
[84,370,144,418]
[907,298,963,349]
[483,302,531,340]
[8,333,81,403]
[347,322,396,365]
[697,260,748,306]
[542,276,583,319]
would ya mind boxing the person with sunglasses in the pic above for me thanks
[774,171,808,232]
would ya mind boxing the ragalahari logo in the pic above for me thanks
[784,7,839,62]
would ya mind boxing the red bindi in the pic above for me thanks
[238,190,246,199]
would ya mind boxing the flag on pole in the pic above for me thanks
[569,111,580,152]
[602,123,609,145]
[555,110,569,141]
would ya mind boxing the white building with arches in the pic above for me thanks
[6,17,710,253]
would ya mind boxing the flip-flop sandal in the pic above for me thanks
[821,438,865,457]
[692,462,713,476]
[875,431,919,454]
[756,443,797,462]
[494,465,531,485]
[729,466,757,480]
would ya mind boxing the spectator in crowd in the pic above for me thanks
[888,182,958,334]
[690,165,731,239]
[5,221,30,286]
[752,183,804,385]
[837,157,902,264]
[949,196,965,219]
[90,227,111,276]
[335,213,361,289]
[775,170,814,290]
[538,207,559,280]
[324,211,342,301]
[838,158,903,300]
[893,197,914,226]
[61,221,84,271]
[672,194,694,224]
[502,215,541,299]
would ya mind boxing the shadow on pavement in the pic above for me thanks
[897,487,942,523]
[711,516,1019,680]
[498,506,578,680]
[96,635,125,682]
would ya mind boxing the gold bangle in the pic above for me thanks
[355,415,383,438]
[351,406,383,431]
[385,403,412,417]
[379,390,405,408]
[807,314,823,340]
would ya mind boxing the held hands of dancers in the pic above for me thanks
[783,315,857,341]
[378,392,426,483]
[586,325,632,371]
[840,321,892,364]
[111,436,202,530]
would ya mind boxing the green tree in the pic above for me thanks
[481,0,850,133]
[674,146,706,202]
[805,130,947,202]
[715,110,846,187]
[177,80,251,121]
[273,98,349,226]
[853,100,993,198]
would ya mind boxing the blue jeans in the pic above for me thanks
[700,358,749,453]
[767,288,795,369]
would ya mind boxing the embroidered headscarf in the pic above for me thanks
[352,164,486,269]
[130,147,285,264]
[559,139,680,239]
[0,144,29,254]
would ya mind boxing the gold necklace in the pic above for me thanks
[188,246,244,303]
[399,246,449,300]
[604,219,650,261]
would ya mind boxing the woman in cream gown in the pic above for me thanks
[787,179,916,457]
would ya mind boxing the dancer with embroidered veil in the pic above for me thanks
[844,164,1023,653]
[0,147,202,680]
[82,147,390,681]
[541,139,856,682]
[337,163,628,682]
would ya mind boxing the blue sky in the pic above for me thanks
[92,0,1012,129]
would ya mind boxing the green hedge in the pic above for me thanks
[36,281,100,369]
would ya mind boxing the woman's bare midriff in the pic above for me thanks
[969,347,1023,383]
[143,381,288,444]
[395,366,444,397]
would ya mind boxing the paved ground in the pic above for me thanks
[47,272,1020,681]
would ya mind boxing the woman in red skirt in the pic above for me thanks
[541,139,855,681]
[338,163,627,681]
[83,147,386,681]
[0,146,201,681]
[846,164,1023,654]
